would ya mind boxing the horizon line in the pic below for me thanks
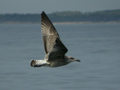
[0,9,120,14]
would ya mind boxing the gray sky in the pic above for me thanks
[0,0,120,14]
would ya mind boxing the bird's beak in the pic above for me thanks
[75,59,80,62]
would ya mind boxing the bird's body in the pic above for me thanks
[32,60,69,67]
[30,11,80,68]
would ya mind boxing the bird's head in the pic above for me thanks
[67,56,80,62]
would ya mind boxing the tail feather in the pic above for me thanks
[30,60,48,67]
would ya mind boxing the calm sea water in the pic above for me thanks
[0,23,120,90]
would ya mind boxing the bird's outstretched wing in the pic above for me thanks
[41,11,68,61]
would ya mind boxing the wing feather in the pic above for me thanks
[41,11,68,61]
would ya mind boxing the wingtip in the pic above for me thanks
[41,11,51,22]
[41,11,46,16]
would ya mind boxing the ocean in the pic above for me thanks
[0,23,120,90]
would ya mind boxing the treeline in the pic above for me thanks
[0,9,120,23]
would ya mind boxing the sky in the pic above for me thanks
[0,0,120,14]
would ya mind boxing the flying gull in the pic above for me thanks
[31,11,80,67]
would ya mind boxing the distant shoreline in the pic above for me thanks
[53,21,120,25]
[0,21,120,24]
[1,9,120,24]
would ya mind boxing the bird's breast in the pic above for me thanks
[49,61,68,67]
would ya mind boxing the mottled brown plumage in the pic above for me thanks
[30,11,80,67]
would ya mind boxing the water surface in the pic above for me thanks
[0,23,120,90]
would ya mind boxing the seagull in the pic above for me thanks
[30,11,80,67]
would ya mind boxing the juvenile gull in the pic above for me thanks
[31,11,80,67]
